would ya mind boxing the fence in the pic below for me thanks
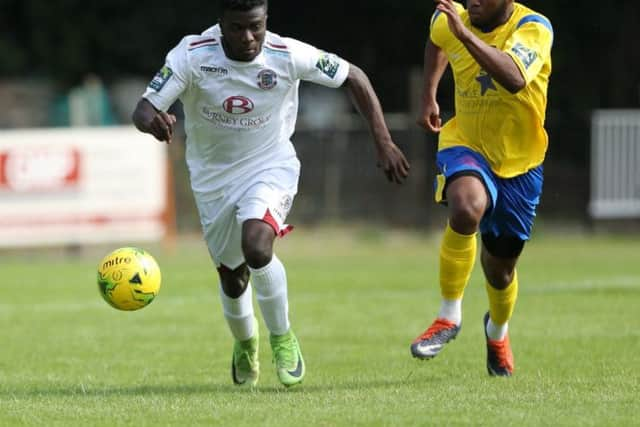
[590,110,640,219]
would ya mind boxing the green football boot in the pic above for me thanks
[231,318,260,387]
[270,329,305,387]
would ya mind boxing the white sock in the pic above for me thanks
[249,254,290,336]
[438,298,462,325]
[219,283,255,341]
[486,317,508,341]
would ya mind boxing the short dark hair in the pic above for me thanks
[220,0,268,13]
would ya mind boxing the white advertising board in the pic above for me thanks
[0,127,168,247]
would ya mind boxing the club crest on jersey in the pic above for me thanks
[315,52,340,79]
[149,66,174,91]
[222,96,254,114]
[257,69,277,90]
[511,42,537,69]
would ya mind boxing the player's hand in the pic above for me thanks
[417,99,442,133]
[148,111,177,144]
[376,141,410,184]
[435,0,469,41]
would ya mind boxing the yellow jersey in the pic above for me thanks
[430,2,553,177]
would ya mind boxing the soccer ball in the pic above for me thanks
[97,247,162,311]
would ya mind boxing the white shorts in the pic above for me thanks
[194,166,299,269]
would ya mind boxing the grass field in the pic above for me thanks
[1,226,639,426]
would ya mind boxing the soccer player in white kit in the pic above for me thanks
[132,0,409,388]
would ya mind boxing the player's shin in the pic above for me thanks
[249,254,290,336]
[438,222,477,324]
[219,284,256,341]
[485,270,519,340]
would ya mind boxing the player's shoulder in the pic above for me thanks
[429,1,465,46]
[167,26,222,57]
[262,31,295,57]
[512,3,553,35]
[430,1,466,28]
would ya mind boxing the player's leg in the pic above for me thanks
[217,263,260,386]
[196,193,259,387]
[412,147,495,360]
[238,168,304,387]
[480,235,521,377]
[479,164,543,377]
[241,219,289,336]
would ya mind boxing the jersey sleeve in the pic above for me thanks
[429,2,465,48]
[286,38,350,88]
[504,14,553,84]
[142,37,191,111]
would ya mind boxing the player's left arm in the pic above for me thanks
[435,0,525,93]
[342,64,410,184]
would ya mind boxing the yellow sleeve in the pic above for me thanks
[504,14,553,84]
[429,2,465,49]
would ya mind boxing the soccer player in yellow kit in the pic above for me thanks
[411,0,552,376]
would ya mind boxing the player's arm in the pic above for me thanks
[417,38,448,133]
[132,98,177,144]
[342,64,410,184]
[435,0,525,93]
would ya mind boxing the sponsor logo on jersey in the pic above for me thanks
[201,106,272,131]
[222,96,254,114]
[149,66,173,91]
[257,69,277,90]
[200,65,228,75]
[315,52,340,79]
[511,42,537,69]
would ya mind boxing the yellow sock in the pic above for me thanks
[439,223,477,300]
[486,270,519,325]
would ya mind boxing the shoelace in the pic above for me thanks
[417,318,456,341]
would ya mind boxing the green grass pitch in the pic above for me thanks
[1,227,638,426]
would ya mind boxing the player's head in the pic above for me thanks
[219,0,268,62]
[466,0,514,29]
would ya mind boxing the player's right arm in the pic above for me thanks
[417,38,448,133]
[132,99,177,144]
[132,37,191,144]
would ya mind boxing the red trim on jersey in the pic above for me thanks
[262,209,294,237]
[189,38,218,47]
[266,41,288,50]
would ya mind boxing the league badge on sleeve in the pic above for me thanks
[315,52,340,79]
[511,42,537,69]
[149,65,174,91]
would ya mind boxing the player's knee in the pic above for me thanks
[218,264,250,298]
[449,201,484,232]
[485,269,514,290]
[242,220,275,268]
[243,244,272,269]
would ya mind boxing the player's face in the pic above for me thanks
[466,0,512,28]
[220,6,267,62]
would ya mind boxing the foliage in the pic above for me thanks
[1,1,639,162]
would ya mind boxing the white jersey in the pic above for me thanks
[142,25,350,196]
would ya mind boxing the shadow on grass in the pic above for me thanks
[1,372,442,398]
